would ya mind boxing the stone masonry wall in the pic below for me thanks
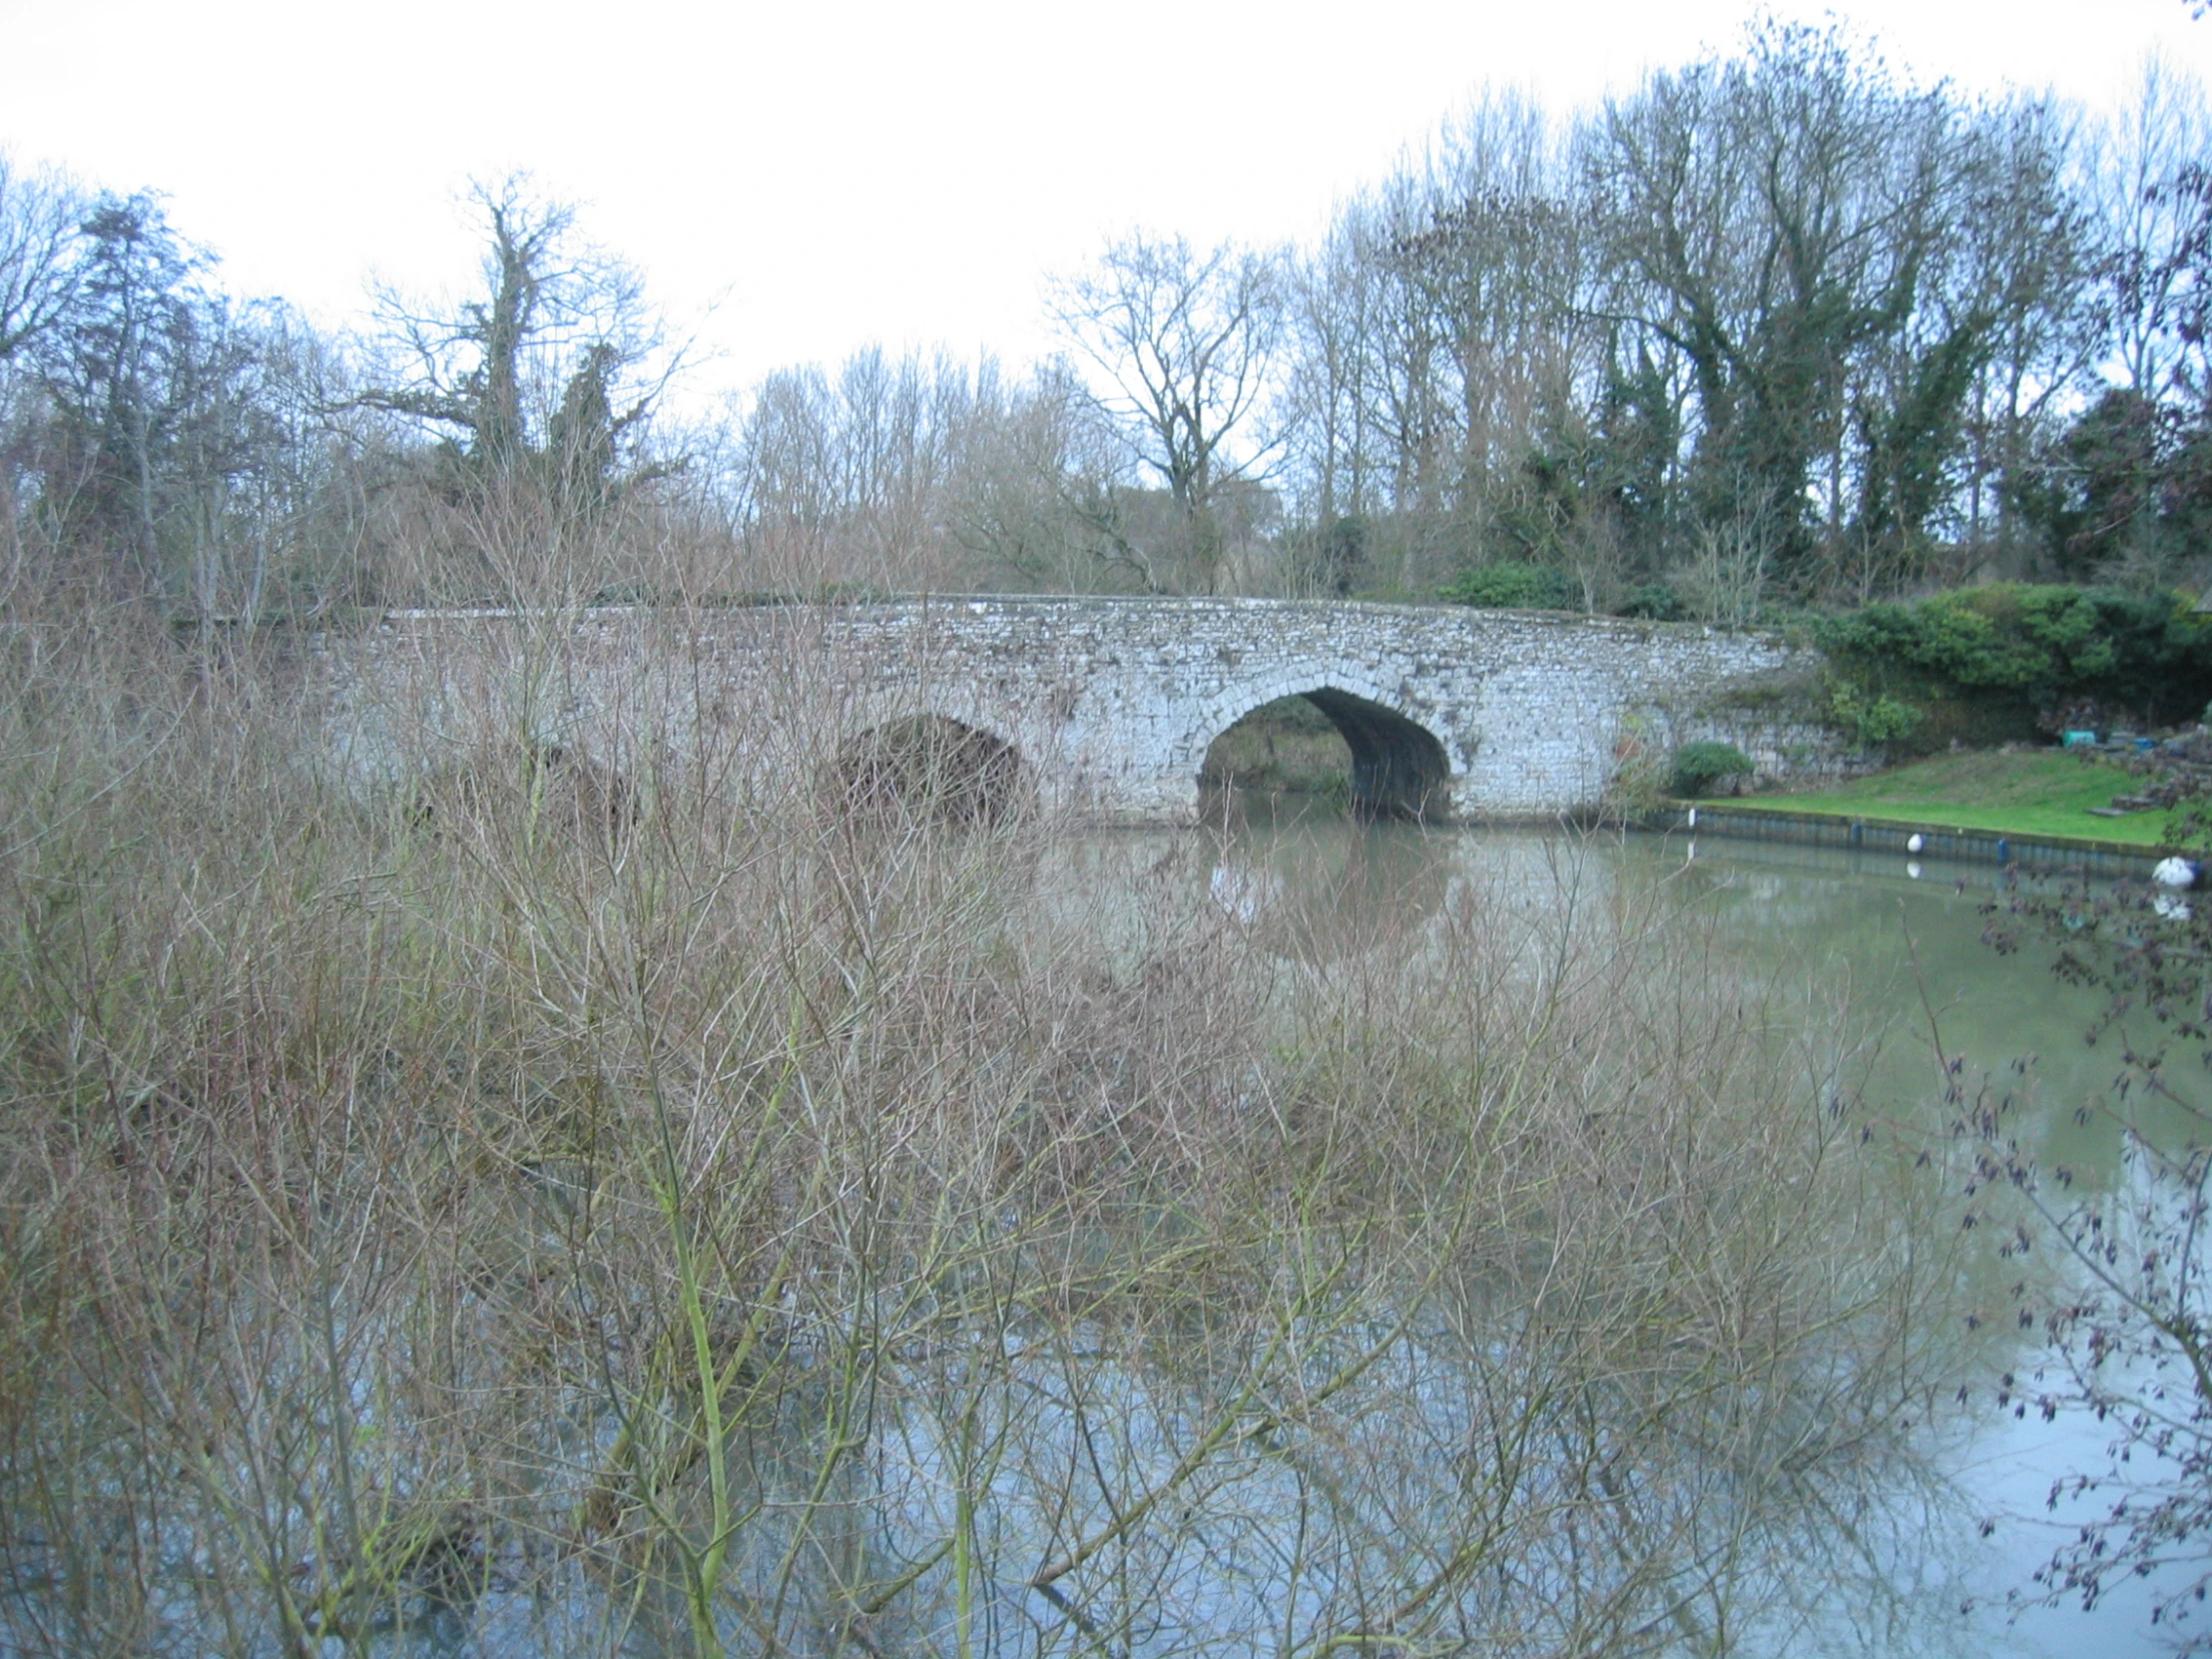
[323,598,1842,824]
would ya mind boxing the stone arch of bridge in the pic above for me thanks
[1189,668,1454,821]
[824,680,1033,772]
[826,710,1032,828]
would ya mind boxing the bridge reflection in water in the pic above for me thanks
[1198,790,1455,961]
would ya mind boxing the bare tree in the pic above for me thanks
[0,155,81,369]
[1282,219,1382,537]
[1278,97,1609,599]
[946,359,1120,591]
[2090,54,2212,405]
[1954,96,2100,570]
[1052,234,1282,590]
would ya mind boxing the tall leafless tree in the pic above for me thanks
[1052,233,1282,590]
[0,155,81,370]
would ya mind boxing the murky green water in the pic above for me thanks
[1067,799,2203,1658]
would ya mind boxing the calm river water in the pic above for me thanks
[1063,801,2203,1659]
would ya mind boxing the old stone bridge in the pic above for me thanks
[330,596,1825,824]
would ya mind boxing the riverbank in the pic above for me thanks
[1697,748,2173,846]
[1658,802,2172,878]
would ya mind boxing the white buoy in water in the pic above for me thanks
[2154,855,2199,889]
[2155,892,2193,921]
[1687,807,1698,829]
[1907,860,1924,879]
[1907,832,1926,853]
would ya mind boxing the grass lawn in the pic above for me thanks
[1709,749,2175,845]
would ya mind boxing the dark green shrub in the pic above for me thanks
[1672,741,1756,797]
[1617,581,1686,621]
[1812,584,2212,737]
[1826,682,1923,748]
[1441,562,1579,611]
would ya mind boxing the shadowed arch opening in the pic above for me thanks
[1201,688,1449,821]
[830,715,1030,828]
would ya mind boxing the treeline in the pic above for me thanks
[0,175,741,617]
[1278,25,2212,613]
[3,22,2209,618]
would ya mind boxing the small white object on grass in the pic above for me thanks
[2154,855,2199,889]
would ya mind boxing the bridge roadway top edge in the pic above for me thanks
[365,597,1791,647]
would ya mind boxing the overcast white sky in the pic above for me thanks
[2,0,2207,402]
